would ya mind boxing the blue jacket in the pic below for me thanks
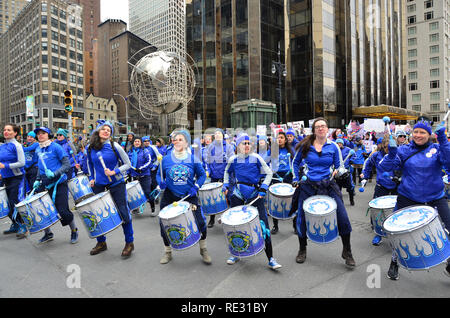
[55,139,76,167]
[293,140,342,182]
[24,142,39,169]
[35,142,70,186]
[156,151,206,198]
[271,147,292,174]
[352,144,368,165]
[87,141,131,186]
[224,153,273,201]
[340,146,355,170]
[76,150,89,175]
[380,137,450,202]
[157,145,167,156]
[128,147,152,177]
[362,150,397,190]
[0,139,25,178]
[144,145,161,171]
[205,141,235,180]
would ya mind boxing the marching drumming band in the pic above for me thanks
[1,117,450,282]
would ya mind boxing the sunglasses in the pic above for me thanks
[242,142,251,145]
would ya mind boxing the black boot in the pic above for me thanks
[296,237,307,263]
[271,219,279,234]
[349,191,355,206]
[207,216,215,228]
[341,234,356,268]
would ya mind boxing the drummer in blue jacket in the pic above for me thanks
[204,128,235,228]
[33,127,79,244]
[156,129,211,265]
[379,119,450,280]
[335,139,356,206]
[128,137,152,213]
[291,118,355,268]
[0,123,28,238]
[223,133,282,270]
[55,128,79,178]
[361,136,398,246]
[87,120,134,258]
[142,136,161,214]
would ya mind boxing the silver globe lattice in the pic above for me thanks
[128,46,198,118]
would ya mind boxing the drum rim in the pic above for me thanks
[199,182,223,191]
[159,201,191,220]
[303,195,337,216]
[269,183,295,197]
[382,204,438,234]
[126,180,140,187]
[368,195,397,209]
[68,174,89,182]
[221,205,259,226]
[15,191,49,208]
[75,190,111,208]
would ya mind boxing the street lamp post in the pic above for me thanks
[272,41,287,124]
[113,93,130,135]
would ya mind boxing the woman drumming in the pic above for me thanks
[87,121,134,258]
[380,120,450,280]
[156,130,211,265]
[223,133,282,270]
[0,124,27,238]
[291,118,355,268]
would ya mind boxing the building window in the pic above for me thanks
[407,16,416,24]
[429,21,439,30]
[412,94,421,102]
[408,38,417,46]
[407,4,416,12]
[412,105,421,111]
[408,49,417,57]
[424,11,433,20]
[430,68,439,77]
[408,71,417,80]
[408,27,416,35]
[408,60,417,68]
[429,33,439,42]
[430,57,439,65]
[409,83,418,91]
[424,0,433,8]
[430,103,440,111]
[430,92,440,100]
[429,45,439,54]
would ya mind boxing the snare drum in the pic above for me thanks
[68,174,94,204]
[0,186,10,219]
[126,180,147,211]
[368,195,397,237]
[443,175,449,201]
[15,191,60,234]
[221,205,265,258]
[159,201,201,250]
[303,195,338,244]
[267,183,295,220]
[198,182,228,215]
[383,205,450,270]
[75,191,123,238]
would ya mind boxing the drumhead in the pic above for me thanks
[269,183,295,197]
[221,205,258,226]
[126,180,140,189]
[303,195,337,216]
[200,182,222,191]
[159,201,190,219]
[16,191,49,208]
[75,191,109,208]
[369,195,397,209]
[383,205,437,234]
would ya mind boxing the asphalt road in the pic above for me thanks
[0,181,449,300]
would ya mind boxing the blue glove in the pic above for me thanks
[45,169,55,179]
[33,181,41,189]
[388,135,397,148]
[434,122,446,136]
[188,185,199,197]
[159,181,167,190]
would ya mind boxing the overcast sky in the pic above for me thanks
[100,0,129,25]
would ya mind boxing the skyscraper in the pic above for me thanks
[129,0,189,131]
[0,0,29,34]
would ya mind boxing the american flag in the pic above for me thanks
[389,121,396,134]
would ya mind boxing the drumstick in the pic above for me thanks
[359,179,368,192]
[443,102,450,122]
[172,194,191,207]
[96,152,112,182]
[157,154,164,183]
[38,153,48,171]
[245,196,260,207]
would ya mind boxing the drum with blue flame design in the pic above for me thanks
[221,205,264,258]
[383,205,450,270]
[68,174,94,204]
[75,191,123,238]
[15,191,60,233]
[126,180,147,211]
[368,195,397,237]
[0,187,10,219]
[303,195,338,244]
[159,201,201,250]
[198,182,228,215]
[267,183,295,220]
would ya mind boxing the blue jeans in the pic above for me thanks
[93,182,134,243]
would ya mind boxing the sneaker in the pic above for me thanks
[226,256,239,265]
[3,223,19,235]
[387,260,399,280]
[271,226,279,235]
[70,229,79,244]
[372,235,382,246]
[39,232,54,244]
[268,257,282,270]
[207,219,215,228]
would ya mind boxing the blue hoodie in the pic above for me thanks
[35,142,71,186]
[0,139,25,178]
[362,150,397,190]
[128,147,152,177]
[380,137,450,203]
[23,142,39,169]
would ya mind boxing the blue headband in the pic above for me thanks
[236,133,250,146]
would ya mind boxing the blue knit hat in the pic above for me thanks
[96,119,114,135]
[173,129,191,145]
[286,128,296,136]
[27,131,36,138]
[413,120,432,135]
[236,133,250,146]
[336,138,344,144]
[56,128,68,138]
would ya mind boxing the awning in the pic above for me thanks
[352,105,425,121]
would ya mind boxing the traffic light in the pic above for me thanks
[64,89,73,113]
